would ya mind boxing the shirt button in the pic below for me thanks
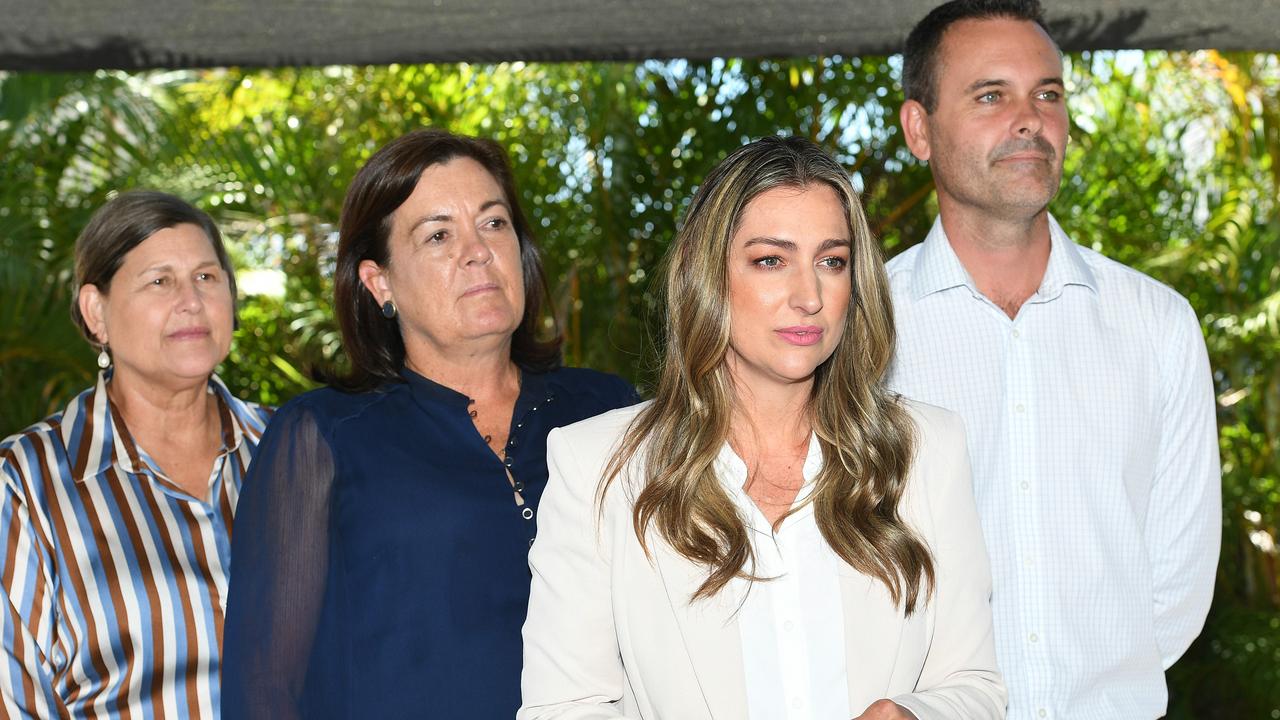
[521,507,534,520]
[783,620,795,632]
[1015,403,1026,414]
[791,697,803,710]
[1038,710,1047,718]
[513,480,525,492]
[1011,328,1021,338]
[1020,481,1030,490]
[1029,633,1039,643]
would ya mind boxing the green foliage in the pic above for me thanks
[1,52,1277,713]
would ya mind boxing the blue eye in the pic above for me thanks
[819,257,848,269]
[754,256,783,269]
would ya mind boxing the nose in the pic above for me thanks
[790,268,824,315]
[176,278,204,313]
[460,226,495,266]
[1012,97,1044,137]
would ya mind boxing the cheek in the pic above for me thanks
[104,297,165,348]
[726,272,763,322]
[505,247,526,296]
[824,274,852,312]
[210,293,236,336]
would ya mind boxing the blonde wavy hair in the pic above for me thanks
[602,136,935,614]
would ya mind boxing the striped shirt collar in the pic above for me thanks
[909,213,1099,301]
[58,370,252,483]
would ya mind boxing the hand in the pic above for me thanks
[852,699,919,720]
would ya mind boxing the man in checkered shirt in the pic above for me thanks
[885,2,1222,718]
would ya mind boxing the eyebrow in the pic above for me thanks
[406,199,511,234]
[742,237,850,251]
[138,259,220,275]
[965,76,1064,93]
[743,237,796,251]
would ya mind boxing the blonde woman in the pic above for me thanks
[519,136,1005,720]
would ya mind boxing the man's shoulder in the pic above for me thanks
[1072,242,1195,319]
[885,244,925,302]
[884,243,923,278]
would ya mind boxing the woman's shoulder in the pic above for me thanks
[897,395,967,448]
[552,400,649,445]
[272,383,398,424]
[545,401,651,500]
[543,366,639,407]
[0,384,97,498]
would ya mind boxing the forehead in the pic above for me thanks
[734,183,848,237]
[120,223,218,268]
[935,17,1063,88]
[407,156,505,208]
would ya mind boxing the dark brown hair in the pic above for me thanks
[70,190,236,348]
[903,0,1051,112]
[332,129,561,391]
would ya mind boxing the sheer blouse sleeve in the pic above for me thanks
[221,400,336,720]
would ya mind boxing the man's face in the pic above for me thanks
[902,17,1069,224]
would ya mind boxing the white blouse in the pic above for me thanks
[716,436,851,720]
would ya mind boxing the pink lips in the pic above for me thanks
[776,326,823,346]
[462,282,500,298]
[168,327,210,341]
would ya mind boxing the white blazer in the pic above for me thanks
[519,400,1005,720]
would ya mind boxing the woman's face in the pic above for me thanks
[81,223,235,389]
[361,157,525,364]
[724,183,852,391]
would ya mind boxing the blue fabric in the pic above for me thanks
[221,366,637,719]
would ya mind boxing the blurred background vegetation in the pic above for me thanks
[0,52,1276,715]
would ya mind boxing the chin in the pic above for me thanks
[765,362,824,385]
[164,355,223,381]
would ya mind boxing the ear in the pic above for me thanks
[358,259,391,305]
[899,99,932,162]
[78,284,109,346]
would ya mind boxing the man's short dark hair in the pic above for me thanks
[902,0,1052,113]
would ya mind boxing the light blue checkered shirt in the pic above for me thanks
[886,215,1220,720]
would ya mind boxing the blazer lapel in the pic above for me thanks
[841,570,905,713]
[653,543,750,720]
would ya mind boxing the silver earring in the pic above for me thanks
[97,348,111,369]
[381,300,397,319]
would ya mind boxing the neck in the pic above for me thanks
[405,342,520,402]
[727,375,813,460]
[939,204,1052,318]
[107,368,218,444]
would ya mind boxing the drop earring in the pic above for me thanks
[97,347,111,369]
[381,300,397,319]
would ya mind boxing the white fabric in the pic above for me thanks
[886,215,1221,720]
[716,436,850,720]
[518,400,1006,720]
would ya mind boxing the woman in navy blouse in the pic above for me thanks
[220,129,637,719]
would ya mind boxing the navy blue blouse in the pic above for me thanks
[221,366,637,719]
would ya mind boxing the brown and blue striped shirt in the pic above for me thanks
[0,372,271,719]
